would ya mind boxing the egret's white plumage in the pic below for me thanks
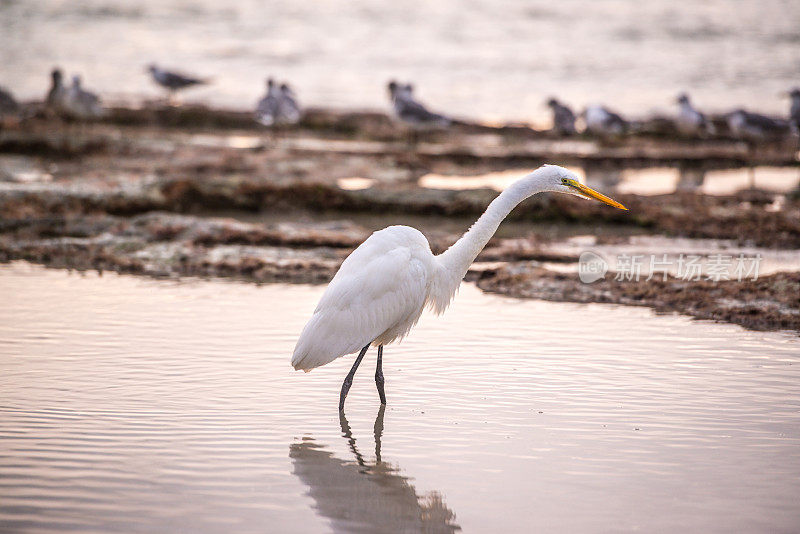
[292,226,432,370]
[291,165,627,378]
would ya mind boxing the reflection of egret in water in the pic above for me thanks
[290,406,460,533]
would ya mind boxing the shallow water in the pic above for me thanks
[3,0,799,122]
[1,262,799,533]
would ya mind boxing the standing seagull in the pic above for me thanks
[255,78,279,126]
[46,68,68,113]
[546,98,577,135]
[387,80,451,128]
[582,105,628,136]
[788,88,800,134]
[291,165,627,411]
[277,83,302,124]
[63,75,104,120]
[255,78,302,126]
[726,109,789,141]
[675,93,714,136]
[0,86,19,118]
[147,64,208,101]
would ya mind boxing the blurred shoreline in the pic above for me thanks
[1,102,799,334]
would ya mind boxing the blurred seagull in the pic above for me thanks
[64,75,104,120]
[255,78,301,126]
[387,80,451,128]
[46,68,68,113]
[726,109,789,141]
[788,88,800,134]
[277,83,301,124]
[0,85,19,117]
[582,105,628,136]
[675,93,714,136]
[255,78,279,126]
[147,64,208,100]
[546,98,576,135]
[399,82,414,99]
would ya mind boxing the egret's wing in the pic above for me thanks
[292,239,428,371]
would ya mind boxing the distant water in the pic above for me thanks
[1,262,799,533]
[2,0,799,123]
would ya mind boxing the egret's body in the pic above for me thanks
[292,165,627,410]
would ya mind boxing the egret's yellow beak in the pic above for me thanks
[564,179,628,210]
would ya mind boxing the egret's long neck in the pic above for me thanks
[428,168,553,312]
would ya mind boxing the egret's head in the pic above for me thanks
[676,93,690,105]
[541,165,627,210]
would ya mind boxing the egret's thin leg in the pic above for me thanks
[375,345,387,405]
[339,344,370,412]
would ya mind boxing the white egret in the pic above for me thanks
[291,165,627,410]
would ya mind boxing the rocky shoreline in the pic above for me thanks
[1,104,799,334]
